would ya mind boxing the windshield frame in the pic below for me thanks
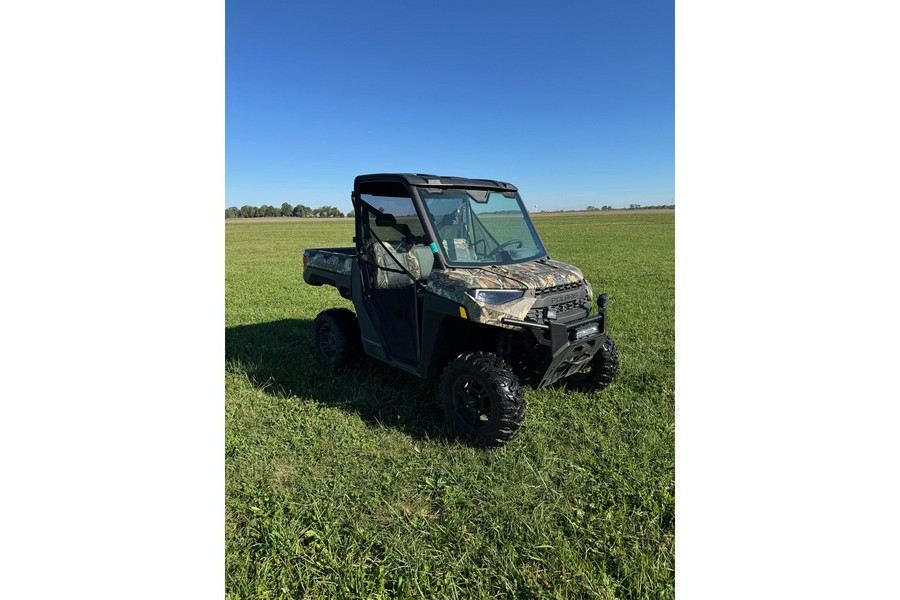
[412,185,548,268]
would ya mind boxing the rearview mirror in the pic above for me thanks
[467,190,489,203]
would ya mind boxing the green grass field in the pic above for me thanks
[226,212,674,599]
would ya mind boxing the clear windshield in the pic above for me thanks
[418,188,547,266]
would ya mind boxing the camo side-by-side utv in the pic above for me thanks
[303,173,618,446]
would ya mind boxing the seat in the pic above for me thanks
[408,244,434,280]
[371,241,412,289]
[370,241,438,288]
[442,238,476,262]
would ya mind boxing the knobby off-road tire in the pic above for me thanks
[565,337,619,392]
[439,352,525,447]
[313,308,362,368]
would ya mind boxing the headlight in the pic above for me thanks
[574,323,599,340]
[466,289,525,304]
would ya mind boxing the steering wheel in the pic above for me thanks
[488,239,524,257]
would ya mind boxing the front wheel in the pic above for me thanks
[565,337,619,392]
[439,352,525,447]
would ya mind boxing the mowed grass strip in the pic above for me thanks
[225,212,674,599]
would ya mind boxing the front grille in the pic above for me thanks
[527,280,590,322]
[534,281,583,297]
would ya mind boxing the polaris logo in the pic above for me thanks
[549,291,583,304]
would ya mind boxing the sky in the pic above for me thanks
[226,0,674,212]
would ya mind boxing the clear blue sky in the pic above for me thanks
[226,0,673,212]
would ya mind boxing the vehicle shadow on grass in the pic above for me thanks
[225,319,453,443]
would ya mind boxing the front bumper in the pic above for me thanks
[502,294,610,388]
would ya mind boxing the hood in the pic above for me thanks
[479,259,584,291]
[425,259,588,327]
[427,258,584,296]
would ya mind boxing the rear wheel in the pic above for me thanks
[439,352,524,447]
[313,308,362,367]
[565,337,618,392]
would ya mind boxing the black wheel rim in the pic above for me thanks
[452,375,491,428]
[319,323,337,360]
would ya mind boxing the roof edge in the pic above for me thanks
[354,173,518,191]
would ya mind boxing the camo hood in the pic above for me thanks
[426,259,589,327]
[480,259,585,290]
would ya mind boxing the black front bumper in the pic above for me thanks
[502,301,609,389]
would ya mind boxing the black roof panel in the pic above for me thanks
[354,173,518,192]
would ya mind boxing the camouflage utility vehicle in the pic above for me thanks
[303,173,618,446]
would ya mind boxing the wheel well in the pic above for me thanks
[425,319,500,378]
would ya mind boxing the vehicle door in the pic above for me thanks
[355,181,434,367]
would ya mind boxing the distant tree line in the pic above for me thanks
[225,203,346,219]
[586,204,675,211]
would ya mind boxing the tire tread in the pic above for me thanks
[566,338,619,392]
[313,308,362,367]
[439,351,525,447]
